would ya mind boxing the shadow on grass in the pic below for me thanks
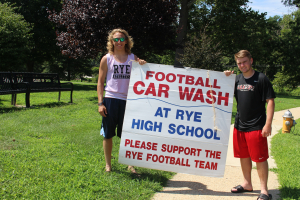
[137,172,170,186]
[0,102,72,114]
[276,94,300,99]
[280,187,300,199]
[72,83,97,91]
[110,169,171,187]
[0,98,10,106]
[88,96,98,103]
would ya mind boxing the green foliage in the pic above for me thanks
[0,82,175,199]
[272,71,300,92]
[282,0,300,7]
[0,2,32,71]
[145,50,175,65]
[184,0,282,79]
[271,118,300,199]
[0,0,63,72]
[274,93,300,111]
[178,29,223,70]
[48,0,178,60]
[274,9,300,90]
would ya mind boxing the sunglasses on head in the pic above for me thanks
[113,37,126,42]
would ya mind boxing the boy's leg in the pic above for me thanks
[232,128,253,192]
[116,100,137,174]
[101,98,117,172]
[256,160,269,198]
[246,129,269,197]
[103,138,113,171]
[239,157,253,190]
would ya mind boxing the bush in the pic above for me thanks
[0,3,32,71]
[178,29,223,70]
[272,71,300,93]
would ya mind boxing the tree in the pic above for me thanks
[181,0,280,77]
[273,9,300,90]
[48,0,179,60]
[282,0,300,7]
[178,28,223,70]
[0,0,63,72]
[0,3,32,71]
[174,0,197,67]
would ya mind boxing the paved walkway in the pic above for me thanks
[152,107,300,200]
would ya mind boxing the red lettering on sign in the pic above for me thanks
[135,140,140,148]
[177,74,185,83]
[195,77,204,86]
[194,160,218,170]
[179,86,195,101]
[155,72,165,81]
[125,139,130,147]
[145,83,156,96]
[161,144,201,156]
[186,76,194,85]
[206,90,216,104]
[125,151,143,160]
[166,73,176,82]
[145,153,191,167]
[158,84,169,98]
[146,71,155,79]
[217,92,229,106]
[192,89,204,102]
[133,81,170,98]
[125,139,158,151]
[133,81,145,94]
[205,150,221,159]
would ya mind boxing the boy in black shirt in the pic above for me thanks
[224,50,275,200]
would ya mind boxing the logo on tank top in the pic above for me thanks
[113,65,130,79]
[237,84,255,91]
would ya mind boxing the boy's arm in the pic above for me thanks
[97,55,108,117]
[262,98,275,137]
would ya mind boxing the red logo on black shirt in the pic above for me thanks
[237,84,254,91]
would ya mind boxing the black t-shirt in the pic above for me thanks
[234,71,276,132]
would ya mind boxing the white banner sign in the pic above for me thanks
[119,63,236,177]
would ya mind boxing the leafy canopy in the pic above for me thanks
[0,2,32,71]
[48,0,179,59]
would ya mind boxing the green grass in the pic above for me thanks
[1,83,300,199]
[271,118,300,200]
[0,82,174,199]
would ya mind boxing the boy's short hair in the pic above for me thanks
[234,50,252,61]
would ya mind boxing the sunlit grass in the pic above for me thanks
[0,82,174,199]
[1,82,300,199]
[271,118,300,200]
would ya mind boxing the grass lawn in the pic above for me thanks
[271,118,300,200]
[1,82,300,199]
[0,82,174,199]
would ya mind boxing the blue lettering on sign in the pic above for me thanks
[195,127,204,138]
[131,119,162,132]
[194,112,202,122]
[154,107,171,118]
[168,123,176,134]
[205,129,213,139]
[175,109,202,122]
[167,124,220,140]
[177,125,185,135]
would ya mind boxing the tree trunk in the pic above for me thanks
[26,60,34,72]
[174,0,191,68]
